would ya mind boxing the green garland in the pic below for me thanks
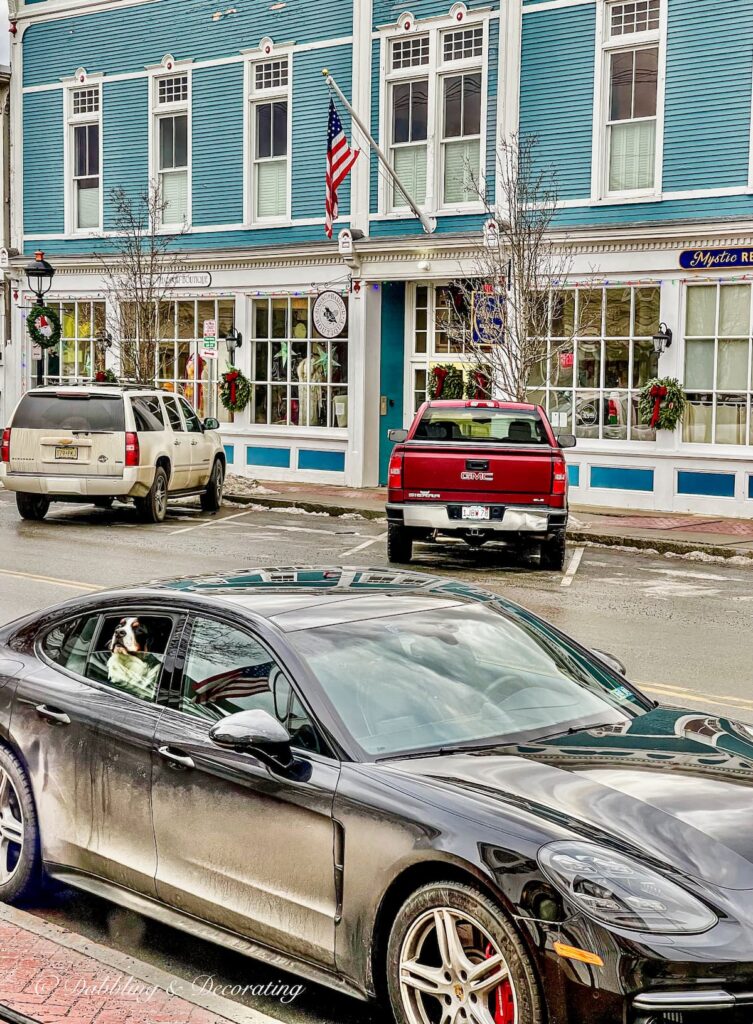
[219,367,251,413]
[428,363,464,400]
[638,377,687,431]
[27,305,62,350]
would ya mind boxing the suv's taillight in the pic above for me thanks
[125,432,140,468]
[553,455,568,496]
[1,428,10,464]
[388,449,404,490]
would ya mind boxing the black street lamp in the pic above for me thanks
[25,250,55,303]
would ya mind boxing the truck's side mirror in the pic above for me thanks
[557,434,576,449]
[388,428,408,443]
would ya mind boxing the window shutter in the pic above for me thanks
[609,121,655,191]
[392,144,427,207]
[162,170,188,223]
[257,159,288,218]
[443,139,480,204]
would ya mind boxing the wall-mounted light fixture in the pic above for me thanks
[652,322,673,355]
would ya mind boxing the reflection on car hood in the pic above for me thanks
[388,707,753,890]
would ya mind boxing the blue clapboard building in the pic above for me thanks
[5,0,753,514]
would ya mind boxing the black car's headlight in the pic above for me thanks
[538,841,717,934]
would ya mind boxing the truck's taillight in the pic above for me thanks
[553,456,568,496]
[388,450,404,489]
[125,432,140,468]
[1,428,10,464]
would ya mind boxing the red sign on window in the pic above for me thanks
[560,352,574,369]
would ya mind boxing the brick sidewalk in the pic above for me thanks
[0,905,275,1024]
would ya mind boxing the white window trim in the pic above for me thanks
[63,77,103,237]
[243,49,293,227]
[591,0,666,204]
[148,61,192,230]
[379,11,490,219]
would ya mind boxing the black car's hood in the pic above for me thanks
[387,707,753,890]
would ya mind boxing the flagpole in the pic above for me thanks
[322,70,436,235]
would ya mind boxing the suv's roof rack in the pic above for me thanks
[35,379,152,392]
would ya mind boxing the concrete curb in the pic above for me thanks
[227,493,753,560]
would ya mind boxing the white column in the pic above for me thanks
[346,283,381,486]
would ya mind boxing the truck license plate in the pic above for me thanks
[55,447,78,461]
[462,506,490,521]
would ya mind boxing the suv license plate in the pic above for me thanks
[462,506,490,521]
[55,447,78,461]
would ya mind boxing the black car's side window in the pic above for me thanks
[86,614,175,702]
[42,616,99,676]
[181,616,323,753]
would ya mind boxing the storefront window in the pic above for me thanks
[251,296,349,429]
[42,301,106,384]
[528,285,660,441]
[684,283,753,445]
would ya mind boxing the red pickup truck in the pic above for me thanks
[386,400,576,569]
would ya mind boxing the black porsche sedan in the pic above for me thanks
[0,567,751,1024]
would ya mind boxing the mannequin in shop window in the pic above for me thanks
[297,344,327,427]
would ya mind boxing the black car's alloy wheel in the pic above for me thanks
[0,747,42,903]
[388,883,543,1024]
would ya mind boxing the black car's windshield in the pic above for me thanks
[288,603,646,758]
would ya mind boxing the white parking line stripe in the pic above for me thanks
[340,532,388,558]
[0,568,101,591]
[561,546,585,587]
[168,509,257,535]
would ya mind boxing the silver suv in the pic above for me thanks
[1,385,226,523]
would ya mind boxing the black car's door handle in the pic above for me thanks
[35,704,71,726]
[158,746,195,770]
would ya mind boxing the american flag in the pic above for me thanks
[325,99,359,239]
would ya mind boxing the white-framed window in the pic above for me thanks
[67,86,101,232]
[599,0,662,197]
[683,283,753,446]
[41,300,106,383]
[383,15,487,215]
[249,56,290,222]
[154,71,190,225]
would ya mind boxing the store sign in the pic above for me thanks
[313,291,347,338]
[471,291,505,345]
[680,248,753,271]
[158,271,213,289]
[201,319,218,360]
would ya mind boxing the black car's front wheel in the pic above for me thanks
[387,882,543,1024]
[0,746,42,904]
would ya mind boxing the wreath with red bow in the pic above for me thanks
[219,367,251,413]
[428,364,464,400]
[638,377,687,431]
[27,305,62,350]
[465,368,492,400]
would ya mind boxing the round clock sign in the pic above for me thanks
[313,291,347,338]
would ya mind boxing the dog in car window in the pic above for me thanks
[106,618,161,697]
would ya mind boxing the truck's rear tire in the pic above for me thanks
[16,493,50,521]
[541,531,567,571]
[387,523,413,564]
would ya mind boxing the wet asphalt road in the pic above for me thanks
[1,487,753,1023]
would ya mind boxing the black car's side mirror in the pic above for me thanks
[210,709,294,771]
[388,428,408,443]
[592,649,628,677]
[557,433,576,449]
[203,417,221,431]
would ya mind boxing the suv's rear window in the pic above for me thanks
[12,394,126,432]
[413,407,549,445]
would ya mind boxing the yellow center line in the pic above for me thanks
[640,681,753,712]
[0,568,102,592]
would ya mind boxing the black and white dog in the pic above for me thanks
[106,617,161,694]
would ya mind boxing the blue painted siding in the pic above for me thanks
[370,38,381,216]
[373,0,494,28]
[520,5,595,200]
[591,466,655,492]
[103,78,149,227]
[23,0,353,88]
[370,213,487,238]
[247,446,291,469]
[292,44,353,220]
[663,0,753,191]
[554,192,753,229]
[193,64,245,226]
[298,449,345,472]
[567,464,580,487]
[677,470,736,498]
[484,17,499,207]
[223,444,235,465]
[24,91,64,235]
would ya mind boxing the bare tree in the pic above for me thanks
[441,133,597,402]
[97,183,189,385]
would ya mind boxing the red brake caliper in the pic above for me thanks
[485,943,515,1024]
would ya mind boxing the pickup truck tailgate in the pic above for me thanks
[402,444,554,502]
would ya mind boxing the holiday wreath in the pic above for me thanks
[27,305,62,350]
[220,367,251,413]
[638,377,687,431]
[428,363,464,400]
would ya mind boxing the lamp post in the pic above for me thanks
[25,250,55,304]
